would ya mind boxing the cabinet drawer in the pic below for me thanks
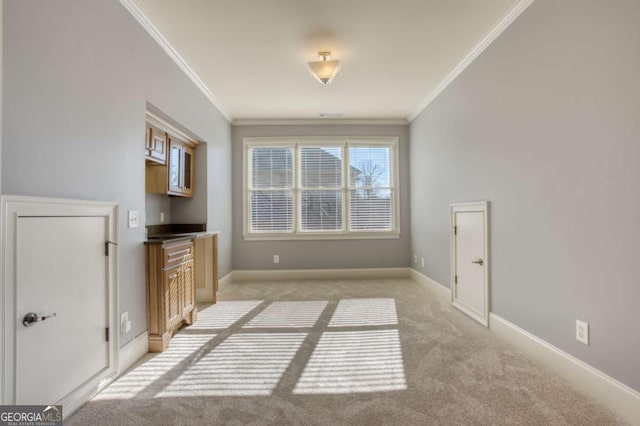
[163,240,194,267]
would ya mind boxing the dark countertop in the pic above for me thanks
[144,231,219,245]
[144,223,219,244]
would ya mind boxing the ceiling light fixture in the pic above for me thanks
[308,51,341,85]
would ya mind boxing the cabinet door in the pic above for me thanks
[183,145,194,196]
[164,264,182,330]
[147,126,167,164]
[168,139,183,194]
[181,259,195,315]
[145,124,152,153]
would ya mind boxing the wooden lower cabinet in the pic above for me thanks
[146,239,198,352]
[181,260,195,313]
[194,234,219,303]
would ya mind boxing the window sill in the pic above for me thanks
[243,232,401,241]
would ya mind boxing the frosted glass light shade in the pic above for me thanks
[308,52,341,85]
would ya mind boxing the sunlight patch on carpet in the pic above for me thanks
[187,301,264,329]
[157,333,307,397]
[243,301,328,328]
[329,298,398,327]
[293,329,407,394]
[95,334,215,400]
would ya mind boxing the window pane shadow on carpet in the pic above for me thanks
[95,334,216,400]
[243,301,328,328]
[293,329,407,394]
[157,333,308,397]
[187,300,264,329]
[94,298,407,402]
[329,298,398,327]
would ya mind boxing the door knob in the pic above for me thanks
[471,259,484,266]
[22,312,57,327]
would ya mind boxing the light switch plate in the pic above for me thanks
[128,210,140,228]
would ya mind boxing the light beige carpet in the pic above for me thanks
[68,279,626,425]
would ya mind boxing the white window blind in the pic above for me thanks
[244,138,398,240]
[300,147,343,232]
[248,147,294,232]
[349,146,393,231]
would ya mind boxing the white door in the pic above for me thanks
[451,202,489,326]
[2,196,118,416]
[16,216,109,404]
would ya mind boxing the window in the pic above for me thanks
[244,137,399,240]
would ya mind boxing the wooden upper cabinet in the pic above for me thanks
[145,125,167,165]
[145,113,198,198]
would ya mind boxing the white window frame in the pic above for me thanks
[243,136,400,241]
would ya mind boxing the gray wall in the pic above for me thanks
[232,125,411,270]
[2,0,232,347]
[410,0,640,391]
[145,194,171,226]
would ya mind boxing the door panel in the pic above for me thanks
[168,141,182,194]
[454,211,486,320]
[164,265,181,329]
[182,260,195,314]
[183,146,193,196]
[16,216,108,405]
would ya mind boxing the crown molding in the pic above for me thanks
[146,110,199,147]
[408,0,536,122]
[121,0,533,126]
[119,0,233,122]
[232,118,409,126]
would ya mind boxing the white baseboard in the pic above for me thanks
[118,331,148,373]
[218,271,233,289]
[232,267,411,282]
[197,272,234,301]
[490,314,640,426]
[408,268,451,303]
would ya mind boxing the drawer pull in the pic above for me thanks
[167,248,191,258]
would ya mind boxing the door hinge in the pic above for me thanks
[455,275,458,284]
[454,226,457,235]
[105,240,118,256]
[105,327,110,342]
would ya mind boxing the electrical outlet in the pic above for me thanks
[576,320,589,345]
[273,254,280,264]
[120,312,130,334]
[421,257,425,267]
[413,255,417,263]
[160,212,165,223]
[128,210,140,228]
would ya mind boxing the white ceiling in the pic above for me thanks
[130,0,521,122]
